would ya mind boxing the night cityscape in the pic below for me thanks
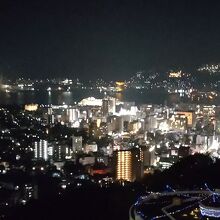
[1,0,220,220]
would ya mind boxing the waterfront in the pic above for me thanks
[0,88,168,105]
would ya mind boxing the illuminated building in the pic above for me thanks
[48,114,55,124]
[25,104,38,111]
[102,99,109,116]
[196,135,207,146]
[116,148,144,182]
[108,114,140,134]
[79,156,95,166]
[53,145,72,161]
[116,150,132,181]
[207,136,220,156]
[102,97,116,116]
[117,117,124,133]
[85,143,98,153]
[115,81,125,92]
[170,114,187,131]
[146,115,158,130]
[118,106,138,116]
[48,107,53,115]
[128,120,141,133]
[34,140,48,160]
[158,120,169,132]
[143,147,156,167]
[108,116,124,134]
[78,97,102,106]
[47,107,55,124]
[23,184,38,201]
[159,157,174,169]
[169,71,182,78]
[72,136,83,153]
[109,98,116,114]
[66,108,79,123]
[175,111,194,127]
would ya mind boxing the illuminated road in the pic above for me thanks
[129,190,218,220]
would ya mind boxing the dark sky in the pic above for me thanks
[0,0,220,80]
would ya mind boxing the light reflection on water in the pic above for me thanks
[0,89,167,105]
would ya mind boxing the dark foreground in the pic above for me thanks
[3,183,145,220]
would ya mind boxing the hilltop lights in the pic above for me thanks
[169,71,182,78]
[25,104,38,111]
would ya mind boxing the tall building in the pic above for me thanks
[102,97,116,116]
[146,115,158,130]
[108,97,116,114]
[48,107,53,115]
[72,136,83,153]
[34,140,48,160]
[117,117,124,133]
[47,107,55,124]
[102,99,109,117]
[66,108,79,123]
[48,114,55,124]
[53,145,72,161]
[143,147,156,167]
[115,148,144,182]
[116,150,132,181]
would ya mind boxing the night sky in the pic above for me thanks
[0,0,220,80]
